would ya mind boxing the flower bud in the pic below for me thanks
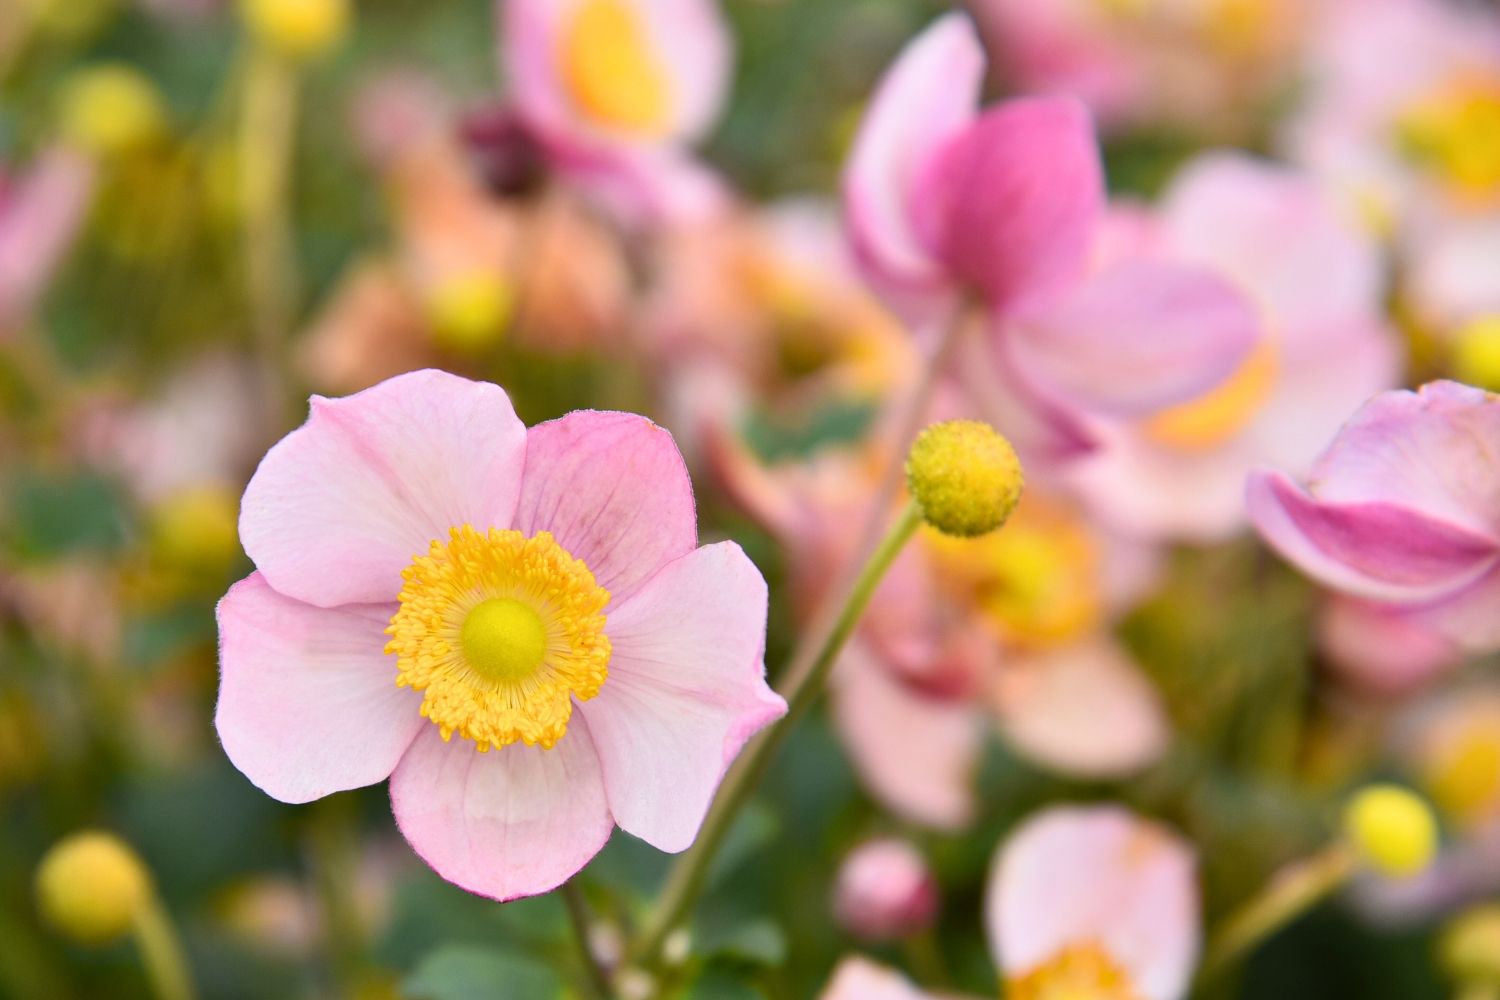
[241,0,349,59]
[36,831,151,944]
[426,272,515,355]
[905,419,1023,537]
[58,64,166,158]
[1440,905,1500,987]
[1343,784,1439,878]
[831,838,939,942]
[1452,315,1500,392]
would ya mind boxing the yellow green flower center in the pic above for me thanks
[385,526,611,751]
[1397,73,1500,198]
[560,0,672,136]
[1007,943,1143,1000]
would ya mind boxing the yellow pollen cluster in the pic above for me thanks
[386,526,611,751]
[1007,943,1144,1000]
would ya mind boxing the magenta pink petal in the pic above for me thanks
[214,573,423,804]
[1007,259,1260,416]
[513,410,697,603]
[239,369,528,608]
[389,723,614,901]
[577,542,784,852]
[1246,470,1500,604]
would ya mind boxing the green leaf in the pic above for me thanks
[693,918,786,967]
[402,945,563,1000]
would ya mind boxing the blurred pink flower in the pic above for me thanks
[1068,152,1400,541]
[216,369,784,900]
[1248,380,1500,655]
[819,957,939,1000]
[831,837,940,943]
[843,13,1258,460]
[0,147,93,332]
[500,0,732,226]
[1318,595,1461,697]
[989,805,1200,1000]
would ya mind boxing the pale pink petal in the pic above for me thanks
[513,410,696,602]
[1247,470,1500,604]
[992,640,1168,778]
[1319,595,1462,695]
[1409,567,1500,654]
[841,12,984,305]
[389,723,613,901]
[988,806,1200,1000]
[239,369,528,608]
[0,148,93,327]
[214,574,423,804]
[638,0,733,142]
[820,957,934,1000]
[578,543,785,853]
[830,643,984,831]
[915,96,1102,313]
[1008,259,1260,415]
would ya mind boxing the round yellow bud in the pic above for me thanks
[241,0,350,59]
[1452,315,1500,391]
[905,420,1023,538]
[1440,905,1500,987]
[36,832,151,944]
[1343,784,1440,878]
[148,485,242,573]
[426,272,514,355]
[58,64,166,158]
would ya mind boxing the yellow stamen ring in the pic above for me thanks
[385,526,611,751]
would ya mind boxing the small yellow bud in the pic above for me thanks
[905,419,1023,537]
[58,64,166,158]
[241,0,350,59]
[1440,905,1500,987]
[36,832,151,944]
[148,485,242,572]
[426,272,514,355]
[1451,315,1500,391]
[1343,784,1440,878]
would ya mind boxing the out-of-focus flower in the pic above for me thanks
[500,0,732,226]
[1450,316,1500,391]
[1317,595,1461,697]
[0,147,93,332]
[1248,381,1500,655]
[843,13,1258,460]
[1068,152,1399,541]
[819,957,936,1000]
[241,0,348,59]
[1440,904,1500,988]
[1403,686,1500,834]
[57,64,167,159]
[988,805,1200,1000]
[906,420,1023,538]
[1343,785,1440,879]
[36,832,152,944]
[831,838,939,943]
[216,369,785,899]
[973,0,1306,134]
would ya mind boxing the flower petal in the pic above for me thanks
[819,958,934,1000]
[1246,470,1500,604]
[916,96,1103,312]
[214,573,422,804]
[239,369,528,608]
[1008,259,1261,415]
[389,723,613,901]
[577,542,784,852]
[513,410,696,602]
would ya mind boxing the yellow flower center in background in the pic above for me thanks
[561,0,672,136]
[386,526,611,751]
[1146,337,1277,449]
[1398,74,1500,199]
[1007,943,1144,1000]
[1451,315,1500,392]
[1426,712,1500,828]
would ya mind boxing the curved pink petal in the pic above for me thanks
[389,723,613,901]
[841,12,984,305]
[513,410,696,602]
[1319,596,1461,694]
[1409,566,1500,655]
[1246,470,1500,604]
[1008,259,1260,415]
[820,958,934,1000]
[239,369,528,608]
[988,806,1199,1000]
[915,96,1102,313]
[214,573,423,804]
[578,542,783,852]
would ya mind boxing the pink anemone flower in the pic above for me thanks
[216,369,785,900]
[1248,380,1500,656]
[842,13,1259,460]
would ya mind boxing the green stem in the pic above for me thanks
[132,897,197,1000]
[631,502,925,967]
[1198,844,1356,983]
[561,881,616,1000]
[308,796,365,994]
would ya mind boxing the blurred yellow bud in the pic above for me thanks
[58,64,166,158]
[1451,315,1500,391]
[148,486,242,573]
[241,0,350,59]
[1440,905,1500,987]
[906,419,1023,538]
[426,272,515,355]
[1343,784,1440,878]
[36,832,151,944]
